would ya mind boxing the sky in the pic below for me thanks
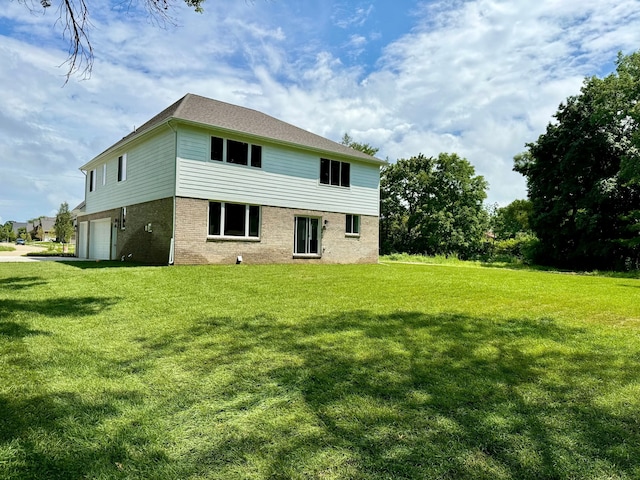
[1,0,640,224]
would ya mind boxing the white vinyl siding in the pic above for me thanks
[176,129,380,217]
[84,128,175,215]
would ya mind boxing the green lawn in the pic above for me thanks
[1,261,639,479]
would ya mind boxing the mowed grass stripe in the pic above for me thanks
[1,262,639,479]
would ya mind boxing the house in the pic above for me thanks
[29,217,57,241]
[75,94,386,265]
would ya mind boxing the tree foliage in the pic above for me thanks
[16,0,206,81]
[54,202,74,243]
[340,133,380,157]
[0,222,17,243]
[491,199,533,240]
[380,153,489,258]
[515,51,640,270]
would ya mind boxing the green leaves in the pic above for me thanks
[517,51,640,270]
[381,153,488,258]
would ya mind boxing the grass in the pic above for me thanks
[1,261,640,479]
[0,246,15,252]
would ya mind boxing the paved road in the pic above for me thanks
[0,244,84,262]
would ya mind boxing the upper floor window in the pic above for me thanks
[89,169,96,192]
[102,164,107,186]
[118,154,127,182]
[211,136,262,168]
[208,201,260,238]
[320,158,350,187]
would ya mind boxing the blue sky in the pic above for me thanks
[1,0,640,224]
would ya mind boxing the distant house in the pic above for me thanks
[29,217,56,241]
[75,94,385,264]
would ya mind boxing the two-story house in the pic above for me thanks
[76,94,385,264]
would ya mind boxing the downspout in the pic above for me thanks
[167,120,178,265]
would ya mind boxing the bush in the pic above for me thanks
[491,234,539,264]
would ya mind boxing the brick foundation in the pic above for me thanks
[174,197,378,265]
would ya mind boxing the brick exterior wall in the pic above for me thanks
[76,197,173,264]
[174,197,379,265]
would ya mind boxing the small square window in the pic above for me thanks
[346,214,360,235]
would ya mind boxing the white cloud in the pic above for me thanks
[1,0,639,222]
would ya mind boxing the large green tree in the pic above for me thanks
[491,199,533,240]
[17,0,206,80]
[515,51,640,270]
[54,202,74,243]
[380,153,489,257]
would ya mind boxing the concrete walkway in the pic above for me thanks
[0,244,84,262]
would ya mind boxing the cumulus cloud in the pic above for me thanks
[1,0,639,222]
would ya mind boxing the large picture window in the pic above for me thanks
[211,136,262,168]
[209,202,260,238]
[294,217,321,255]
[320,158,350,187]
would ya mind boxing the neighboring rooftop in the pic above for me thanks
[86,94,384,167]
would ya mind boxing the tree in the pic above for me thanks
[340,133,380,157]
[491,199,533,240]
[54,202,74,243]
[0,222,16,242]
[16,0,206,81]
[515,51,640,270]
[380,153,489,258]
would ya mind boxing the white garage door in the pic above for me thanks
[89,218,111,260]
[77,221,88,259]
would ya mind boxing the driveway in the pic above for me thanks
[0,244,84,262]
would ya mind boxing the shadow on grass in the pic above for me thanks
[0,390,167,480]
[0,276,48,290]
[144,311,640,479]
[3,310,640,479]
[0,296,118,319]
[58,261,154,269]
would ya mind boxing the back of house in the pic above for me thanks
[75,94,385,265]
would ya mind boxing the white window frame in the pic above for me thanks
[120,207,127,230]
[294,216,322,257]
[208,201,261,240]
[118,154,127,182]
[320,158,350,187]
[102,164,107,186]
[89,169,96,192]
[210,136,262,168]
[346,214,360,236]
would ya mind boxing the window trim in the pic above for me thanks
[207,201,261,241]
[120,207,127,231]
[210,136,262,169]
[89,169,96,192]
[293,216,322,257]
[102,164,107,186]
[320,158,350,187]
[118,154,127,182]
[345,214,360,237]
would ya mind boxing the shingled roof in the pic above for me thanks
[88,94,383,166]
